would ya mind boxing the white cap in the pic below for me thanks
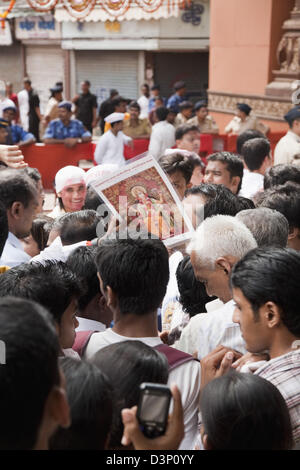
[104,112,125,124]
[84,163,118,186]
[55,165,86,194]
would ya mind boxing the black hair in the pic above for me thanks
[207,152,244,193]
[58,210,104,245]
[264,164,300,190]
[23,77,31,85]
[23,167,41,183]
[0,261,81,325]
[176,256,213,315]
[50,358,113,450]
[158,153,194,184]
[185,183,217,201]
[111,96,127,110]
[155,106,169,121]
[30,214,53,251]
[256,181,300,230]
[95,237,169,316]
[0,168,37,210]
[66,246,100,311]
[0,200,8,257]
[82,80,90,86]
[241,137,270,171]
[0,297,60,450]
[142,83,149,89]
[90,341,169,449]
[151,84,160,91]
[175,124,200,141]
[129,100,141,112]
[202,184,249,219]
[200,370,293,450]
[231,246,300,335]
[236,196,255,210]
[236,129,265,155]
[179,101,193,111]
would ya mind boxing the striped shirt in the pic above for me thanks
[255,349,300,446]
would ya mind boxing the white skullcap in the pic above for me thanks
[85,163,118,187]
[104,112,125,124]
[55,165,86,194]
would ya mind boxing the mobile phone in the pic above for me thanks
[136,382,172,438]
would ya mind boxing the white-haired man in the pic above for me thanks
[178,215,257,359]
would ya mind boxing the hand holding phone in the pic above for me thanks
[121,383,184,450]
[136,383,172,438]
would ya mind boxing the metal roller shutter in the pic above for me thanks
[75,50,139,104]
[26,46,64,114]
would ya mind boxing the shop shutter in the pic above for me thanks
[75,50,139,106]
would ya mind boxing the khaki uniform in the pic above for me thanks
[225,114,269,135]
[187,115,219,134]
[175,113,189,128]
[122,118,151,139]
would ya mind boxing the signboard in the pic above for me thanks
[15,15,61,40]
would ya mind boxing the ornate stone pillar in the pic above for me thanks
[266,0,300,99]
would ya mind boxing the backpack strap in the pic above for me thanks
[154,343,198,371]
[72,330,97,357]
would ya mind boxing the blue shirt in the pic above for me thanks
[167,94,186,114]
[10,125,35,144]
[148,96,166,112]
[43,118,92,140]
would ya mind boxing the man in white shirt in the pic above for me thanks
[17,80,30,131]
[137,83,150,119]
[148,107,176,160]
[83,234,201,450]
[0,169,38,267]
[94,112,132,167]
[186,215,257,359]
[239,137,272,200]
[274,108,300,165]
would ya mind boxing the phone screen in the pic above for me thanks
[140,393,170,423]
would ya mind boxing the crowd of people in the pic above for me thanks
[0,74,300,452]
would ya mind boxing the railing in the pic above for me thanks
[21,132,286,189]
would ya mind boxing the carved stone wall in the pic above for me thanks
[208,91,291,121]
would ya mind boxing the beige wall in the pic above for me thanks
[209,0,294,96]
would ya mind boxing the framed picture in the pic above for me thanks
[92,154,194,246]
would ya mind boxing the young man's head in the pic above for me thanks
[128,101,140,120]
[0,297,70,450]
[5,81,13,96]
[141,83,150,97]
[179,101,193,119]
[50,357,113,450]
[236,129,265,155]
[158,152,194,199]
[23,166,45,213]
[80,80,90,94]
[174,80,186,96]
[257,182,300,251]
[0,168,38,238]
[95,236,169,319]
[236,103,251,121]
[0,200,8,258]
[175,124,201,154]
[57,210,105,246]
[155,106,169,122]
[23,77,32,91]
[241,137,272,174]
[150,84,160,97]
[0,261,82,349]
[194,101,208,121]
[66,246,112,327]
[284,107,300,137]
[264,164,300,190]
[3,106,17,124]
[236,208,289,248]
[204,152,244,194]
[166,107,177,125]
[187,215,257,303]
[231,247,300,356]
[111,96,127,113]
